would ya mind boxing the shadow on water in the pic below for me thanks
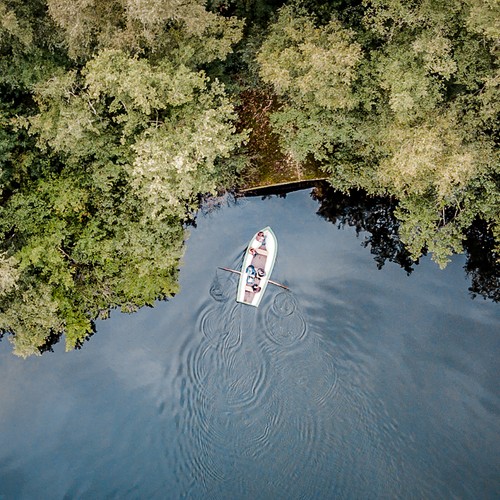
[463,219,500,302]
[246,182,499,304]
[310,183,498,302]
[311,184,417,275]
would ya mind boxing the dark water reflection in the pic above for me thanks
[312,184,417,275]
[0,190,499,499]
[313,184,500,299]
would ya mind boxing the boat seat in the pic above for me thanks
[251,254,266,270]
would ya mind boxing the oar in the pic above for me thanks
[218,267,290,290]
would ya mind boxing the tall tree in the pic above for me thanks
[257,5,363,162]
[0,1,245,356]
[257,1,499,266]
[46,0,244,63]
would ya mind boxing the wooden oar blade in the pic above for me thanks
[268,279,290,290]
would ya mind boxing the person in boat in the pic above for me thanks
[246,264,257,285]
[246,264,256,276]
[252,284,261,293]
[250,231,266,250]
[249,245,268,257]
[257,268,266,278]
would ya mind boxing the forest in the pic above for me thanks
[0,0,498,355]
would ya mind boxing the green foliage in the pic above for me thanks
[0,147,187,355]
[29,49,246,219]
[0,1,33,48]
[46,0,244,63]
[257,6,362,110]
[0,0,67,90]
[0,252,19,294]
[256,0,499,267]
[256,5,363,162]
[0,0,498,356]
[0,282,65,358]
[0,1,244,356]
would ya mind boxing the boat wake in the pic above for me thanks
[162,272,346,497]
[260,292,307,346]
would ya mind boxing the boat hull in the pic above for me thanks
[236,227,277,307]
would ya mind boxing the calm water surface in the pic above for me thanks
[0,190,499,499]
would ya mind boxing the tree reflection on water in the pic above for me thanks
[312,184,416,275]
[463,221,500,303]
[311,183,499,303]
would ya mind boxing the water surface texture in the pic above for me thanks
[0,190,499,499]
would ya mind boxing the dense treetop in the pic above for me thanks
[0,0,498,355]
[257,1,498,266]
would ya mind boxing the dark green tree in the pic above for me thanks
[0,0,245,356]
[256,1,499,267]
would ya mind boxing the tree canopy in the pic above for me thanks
[0,0,498,355]
[256,0,499,267]
[0,0,244,355]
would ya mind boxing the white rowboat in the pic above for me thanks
[236,227,277,307]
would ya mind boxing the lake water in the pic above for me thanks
[0,190,499,499]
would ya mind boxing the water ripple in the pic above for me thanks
[222,304,242,350]
[272,291,297,316]
[262,292,307,346]
[198,301,242,349]
[209,272,235,302]
[168,280,359,497]
[171,297,283,487]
